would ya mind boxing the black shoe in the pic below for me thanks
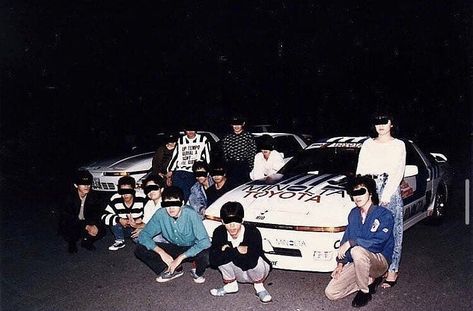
[368,276,383,294]
[80,239,96,251]
[352,290,372,308]
[68,242,78,253]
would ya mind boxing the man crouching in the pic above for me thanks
[325,175,394,308]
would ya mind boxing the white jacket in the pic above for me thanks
[249,150,285,180]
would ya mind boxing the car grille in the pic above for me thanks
[92,181,116,191]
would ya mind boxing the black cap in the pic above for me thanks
[75,170,93,185]
[229,115,246,125]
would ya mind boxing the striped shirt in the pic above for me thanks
[222,131,257,169]
[167,134,211,172]
[101,193,148,226]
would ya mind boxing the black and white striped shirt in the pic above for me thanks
[167,134,211,172]
[101,193,148,226]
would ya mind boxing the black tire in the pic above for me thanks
[425,185,447,226]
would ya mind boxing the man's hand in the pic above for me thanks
[118,218,129,227]
[167,256,184,274]
[237,245,248,254]
[85,225,98,237]
[155,247,173,267]
[337,241,351,259]
[131,228,142,239]
[331,263,344,279]
[380,200,389,207]
[165,172,173,187]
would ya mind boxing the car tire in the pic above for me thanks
[425,185,447,226]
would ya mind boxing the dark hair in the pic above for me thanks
[220,201,244,223]
[370,111,399,137]
[210,161,226,176]
[118,175,136,189]
[350,175,379,205]
[162,186,184,202]
[258,134,275,151]
[74,169,93,185]
[192,160,209,173]
[142,174,165,188]
[164,132,179,144]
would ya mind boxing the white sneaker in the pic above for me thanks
[108,240,125,251]
[190,269,205,284]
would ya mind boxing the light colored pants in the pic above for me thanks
[218,257,270,284]
[325,246,388,300]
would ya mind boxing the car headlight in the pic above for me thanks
[103,171,129,177]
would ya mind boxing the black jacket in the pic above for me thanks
[209,224,271,271]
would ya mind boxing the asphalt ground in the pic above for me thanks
[1,163,472,311]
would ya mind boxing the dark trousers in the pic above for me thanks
[171,170,195,201]
[226,160,251,186]
[135,243,209,277]
[60,218,106,245]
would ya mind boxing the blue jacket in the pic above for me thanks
[340,205,394,264]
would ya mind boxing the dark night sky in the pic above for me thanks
[0,1,471,186]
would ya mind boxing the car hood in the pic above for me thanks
[206,173,354,227]
[81,152,154,171]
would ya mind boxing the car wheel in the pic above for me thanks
[426,185,447,225]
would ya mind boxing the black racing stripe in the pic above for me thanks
[279,174,305,184]
[294,174,326,185]
[308,174,337,186]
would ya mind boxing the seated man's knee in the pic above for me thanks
[350,246,368,261]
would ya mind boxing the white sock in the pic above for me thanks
[223,280,238,292]
[254,282,266,293]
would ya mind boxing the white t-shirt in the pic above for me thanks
[356,138,406,202]
[227,225,246,248]
[142,199,162,224]
[249,150,285,180]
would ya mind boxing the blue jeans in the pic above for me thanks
[375,175,403,272]
[171,170,195,202]
[110,223,137,242]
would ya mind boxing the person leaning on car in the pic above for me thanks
[58,169,106,253]
[325,175,394,308]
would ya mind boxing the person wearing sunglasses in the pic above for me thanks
[356,112,406,289]
[325,175,394,307]
[135,186,211,284]
[209,201,272,303]
[187,161,214,217]
[101,176,147,251]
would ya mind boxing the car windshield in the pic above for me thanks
[278,147,360,175]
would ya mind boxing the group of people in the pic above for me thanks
[59,112,406,307]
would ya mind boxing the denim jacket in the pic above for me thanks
[187,177,214,214]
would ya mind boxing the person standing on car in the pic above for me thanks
[101,176,147,251]
[356,112,406,288]
[166,128,211,201]
[325,175,394,307]
[151,132,178,186]
[221,115,257,186]
[249,134,285,180]
[59,170,106,253]
[209,201,273,303]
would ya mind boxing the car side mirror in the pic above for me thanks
[404,165,418,177]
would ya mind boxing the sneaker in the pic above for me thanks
[190,269,206,284]
[156,268,184,283]
[108,240,125,251]
[256,290,272,303]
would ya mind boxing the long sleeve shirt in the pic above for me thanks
[249,150,285,180]
[187,177,214,213]
[167,134,211,173]
[101,193,147,226]
[222,131,257,170]
[209,224,271,271]
[138,206,211,258]
[339,205,394,264]
[356,138,406,202]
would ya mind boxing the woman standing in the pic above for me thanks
[356,113,406,288]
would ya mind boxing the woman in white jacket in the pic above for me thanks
[356,113,406,289]
[249,135,285,181]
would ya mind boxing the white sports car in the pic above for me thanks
[203,136,451,272]
[81,131,220,192]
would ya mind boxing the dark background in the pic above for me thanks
[1,1,471,193]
